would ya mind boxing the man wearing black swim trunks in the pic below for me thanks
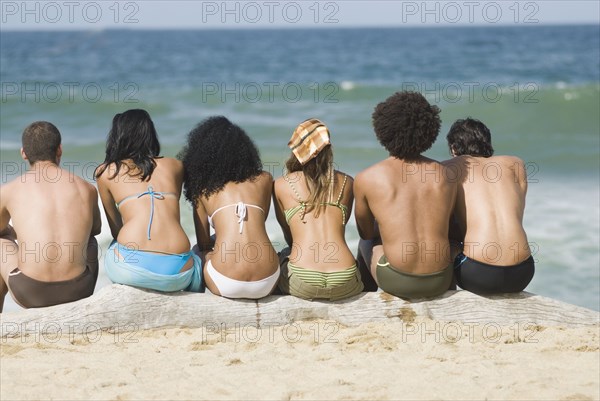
[0,121,101,311]
[442,118,534,294]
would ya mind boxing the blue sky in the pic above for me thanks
[1,1,599,30]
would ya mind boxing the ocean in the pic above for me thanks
[1,25,598,311]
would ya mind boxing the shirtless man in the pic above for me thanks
[442,118,534,293]
[0,121,101,312]
[354,91,456,299]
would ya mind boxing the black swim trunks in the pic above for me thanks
[454,253,535,294]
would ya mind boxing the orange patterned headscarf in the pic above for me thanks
[288,118,331,165]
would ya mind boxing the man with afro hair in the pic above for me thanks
[354,91,456,299]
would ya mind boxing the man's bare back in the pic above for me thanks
[1,162,101,278]
[443,117,534,294]
[0,121,101,311]
[443,155,531,265]
[355,156,456,273]
[354,91,455,298]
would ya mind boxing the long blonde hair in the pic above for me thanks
[285,145,334,218]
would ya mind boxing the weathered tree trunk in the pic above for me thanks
[1,284,598,338]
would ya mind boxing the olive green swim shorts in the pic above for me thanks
[376,255,452,299]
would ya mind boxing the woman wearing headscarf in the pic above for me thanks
[273,119,363,301]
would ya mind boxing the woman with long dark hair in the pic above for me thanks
[273,119,363,300]
[179,116,278,299]
[95,109,201,292]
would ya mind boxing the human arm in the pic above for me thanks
[448,213,465,246]
[442,159,464,244]
[513,157,528,195]
[193,201,212,252]
[89,185,102,236]
[96,169,122,240]
[342,174,354,226]
[273,180,293,247]
[353,172,376,240]
[0,186,14,238]
[170,157,186,197]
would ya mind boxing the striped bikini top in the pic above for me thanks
[283,174,348,225]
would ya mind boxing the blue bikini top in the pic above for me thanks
[116,186,178,240]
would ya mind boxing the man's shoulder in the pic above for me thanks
[483,155,525,170]
[493,154,524,164]
[440,156,470,174]
[0,176,21,188]
[440,156,466,167]
[0,171,41,194]
[0,177,21,201]
[445,155,523,168]
[355,160,388,181]
[61,169,97,195]
[356,161,400,194]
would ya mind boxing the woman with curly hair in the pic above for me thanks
[95,109,202,292]
[273,119,363,301]
[354,91,456,299]
[179,116,279,299]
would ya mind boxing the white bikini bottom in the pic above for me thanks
[205,260,280,299]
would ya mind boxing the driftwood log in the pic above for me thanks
[1,284,598,338]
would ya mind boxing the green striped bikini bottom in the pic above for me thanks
[278,261,364,301]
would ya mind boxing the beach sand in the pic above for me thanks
[1,318,599,401]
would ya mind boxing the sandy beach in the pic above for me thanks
[1,318,598,401]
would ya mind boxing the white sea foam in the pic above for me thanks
[340,81,355,91]
[0,140,21,150]
[564,92,579,101]
[524,178,600,310]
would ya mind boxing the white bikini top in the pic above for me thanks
[207,202,265,234]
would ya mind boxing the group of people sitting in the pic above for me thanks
[0,91,534,312]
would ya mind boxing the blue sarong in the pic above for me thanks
[105,241,203,292]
